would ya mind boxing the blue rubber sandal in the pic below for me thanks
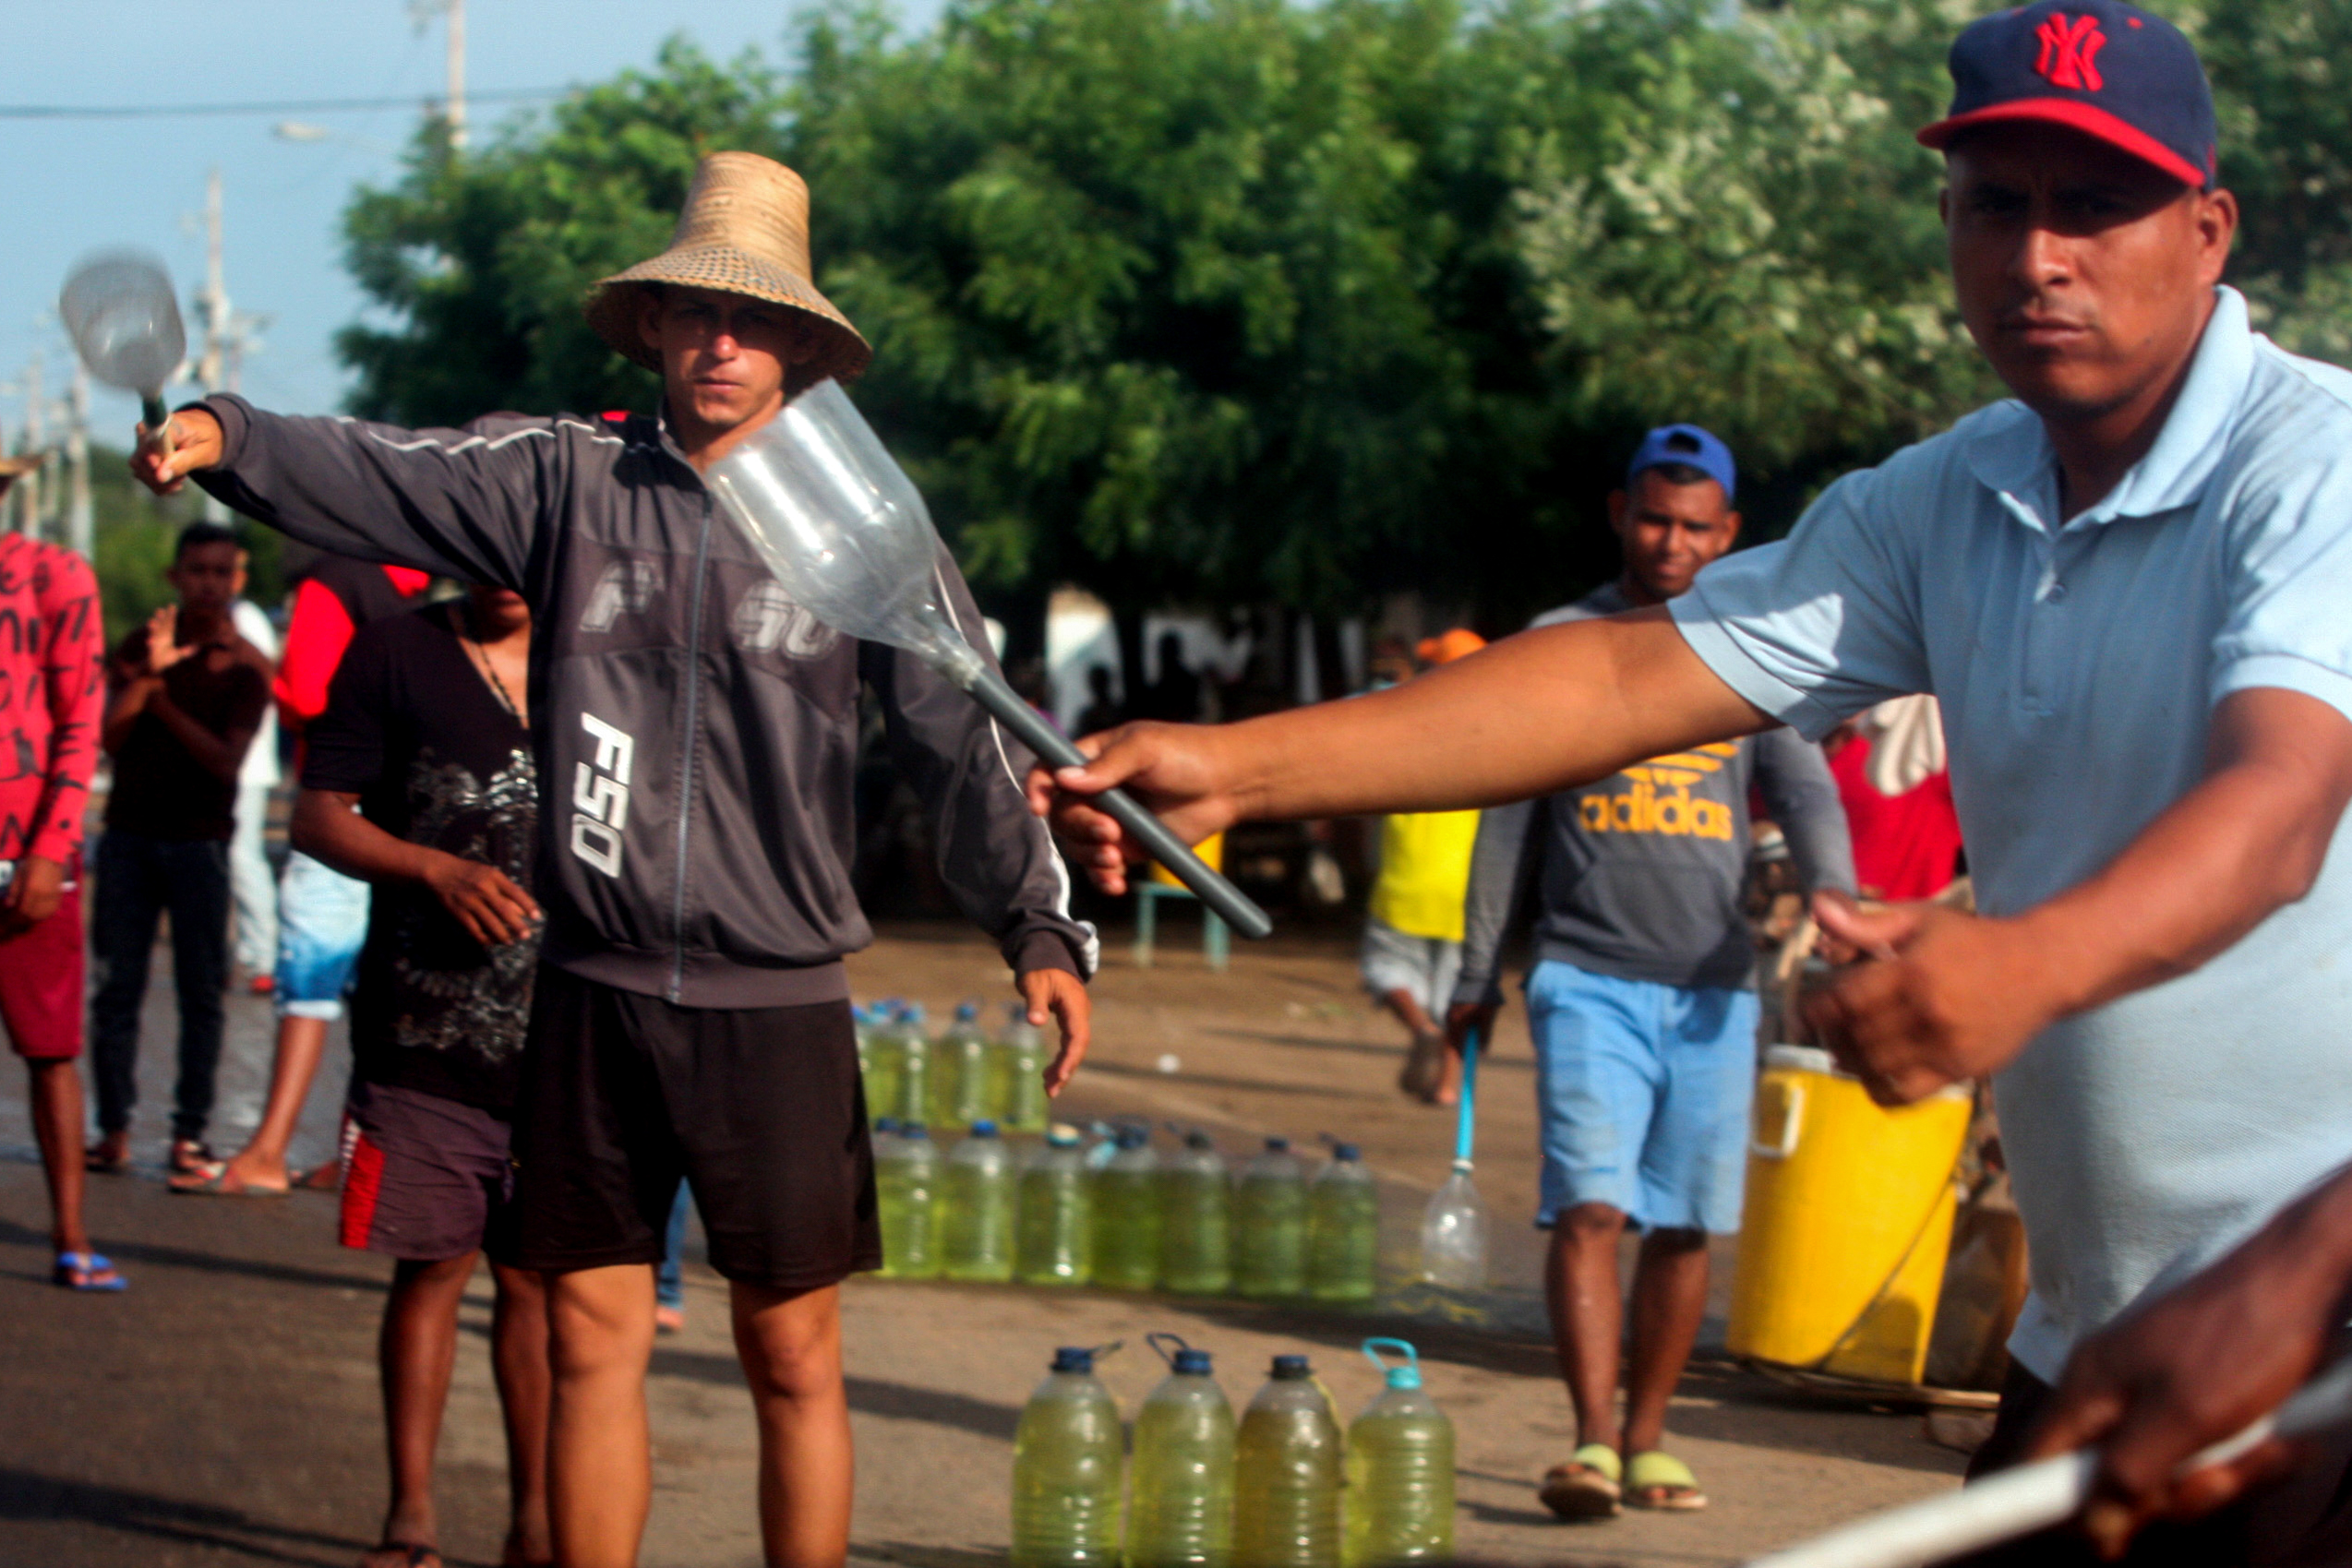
[54,1251,126,1292]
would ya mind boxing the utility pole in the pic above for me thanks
[66,359,90,560]
[19,352,43,539]
[192,167,269,523]
[411,0,466,150]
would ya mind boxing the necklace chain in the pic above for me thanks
[461,603,525,723]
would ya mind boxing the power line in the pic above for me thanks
[0,86,564,121]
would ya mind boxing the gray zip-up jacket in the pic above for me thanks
[1452,582,1854,1000]
[193,394,1097,1008]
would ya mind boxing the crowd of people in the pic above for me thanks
[0,3,2346,1565]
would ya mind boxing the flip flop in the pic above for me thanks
[83,1141,128,1175]
[169,1164,290,1196]
[1625,1449,1708,1512]
[168,1139,217,1177]
[54,1251,126,1292]
[1538,1442,1623,1520]
[294,1161,342,1191]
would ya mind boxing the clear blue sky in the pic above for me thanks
[1,1,943,444]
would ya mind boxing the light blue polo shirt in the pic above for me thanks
[1672,287,2352,1380]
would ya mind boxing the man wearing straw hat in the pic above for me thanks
[1038,4,2352,1560]
[134,151,1098,1568]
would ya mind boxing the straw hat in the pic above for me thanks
[582,151,871,392]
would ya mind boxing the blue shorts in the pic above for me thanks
[1527,960,1758,1234]
[275,850,370,1020]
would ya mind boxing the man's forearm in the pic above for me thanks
[291,794,439,887]
[1217,609,1770,822]
[2010,690,2352,1026]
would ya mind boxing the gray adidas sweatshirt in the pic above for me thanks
[1452,582,1854,1001]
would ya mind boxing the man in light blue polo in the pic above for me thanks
[1038,3,2352,1557]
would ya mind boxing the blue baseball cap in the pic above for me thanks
[1626,424,1736,503]
[1917,1,2215,191]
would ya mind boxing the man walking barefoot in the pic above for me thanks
[1038,6,2352,1559]
[136,151,1096,1568]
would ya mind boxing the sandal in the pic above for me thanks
[1538,1442,1622,1520]
[1625,1449,1708,1512]
[84,1136,128,1175]
[168,1139,217,1177]
[169,1163,290,1197]
[294,1161,342,1191]
[54,1251,126,1292]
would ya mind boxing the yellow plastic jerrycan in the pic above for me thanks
[1727,1045,1973,1386]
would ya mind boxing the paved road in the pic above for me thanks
[0,927,1966,1567]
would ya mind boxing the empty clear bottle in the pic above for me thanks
[1306,1143,1378,1304]
[1231,1355,1342,1568]
[863,1000,906,1127]
[942,1119,1017,1282]
[876,1121,942,1279]
[1091,1126,1164,1291]
[1011,1345,1125,1568]
[1159,1131,1232,1297]
[1129,1334,1236,1568]
[1343,1340,1453,1568]
[990,1001,1052,1133]
[1233,1138,1309,1300]
[1017,1124,1094,1287]
[928,1000,989,1129]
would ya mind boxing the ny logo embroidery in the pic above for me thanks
[2034,12,2106,91]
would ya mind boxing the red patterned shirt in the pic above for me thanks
[0,536,102,864]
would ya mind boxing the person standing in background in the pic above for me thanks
[86,522,270,1178]
[1368,628,1486,1104]
[1824,695,1964,904]
[228,577,281,994]
[176,555,430,1195]
[0,466,114,1289]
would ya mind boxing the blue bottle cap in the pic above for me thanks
[874,1117,900,1134]
[1265,1136,1290,1153]
[902,1124,930,1141]
[1051,1347,1095,1372]
[1332,1143,1362,1161]
[970,1119,1000,1137]
[1271,1354,1312,1380]
[956,1001,979,1021]
[1118,1125,1150,1150]
[1173,1348,1213,1375]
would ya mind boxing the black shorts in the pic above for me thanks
[506,964,881,1289]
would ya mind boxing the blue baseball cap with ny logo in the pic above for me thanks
[1916,0,2216,191]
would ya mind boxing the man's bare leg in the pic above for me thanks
[490,1263,554,1568]
[546,1263,655,1568]
[1384,987,1449,1103]
[1547,1202,1628,1450]
[212,1015,330,1189]
[28,1059,90,1255]
[372,1252,476,1564]
[1621,1227,1709,1454]
[732,1281,853,1568]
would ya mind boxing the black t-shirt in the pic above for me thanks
[104,627,270,841]
[303,603,537,1111]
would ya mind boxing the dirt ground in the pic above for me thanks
[0,918,1965,1568]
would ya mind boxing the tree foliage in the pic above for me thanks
[334,0,2352,631]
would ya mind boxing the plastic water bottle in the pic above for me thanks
[1343,1340,1454,1567]
[863,1000,906,1127]
[935,1001,993,1129]
[1159,1131,1232,1297]
[942,1119,1016,1282]
[1010,1345,1124,1568]
[1306,1143,1378,1304]
[1231,1355,1342,1568]
[1233,1138,1309,1300]
[894,1002,933,1124]
[1128,1334,1236,1568]
[1091,1125,1163,1291]
[1016,1124,1094,1287]
[988,1001,1052,1133]
[876,1122,942,1279]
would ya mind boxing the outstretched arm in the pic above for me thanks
[1032,606,1771,891]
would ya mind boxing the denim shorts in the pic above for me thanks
[275,849,370,1020]
[1527,959,1758,1234]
